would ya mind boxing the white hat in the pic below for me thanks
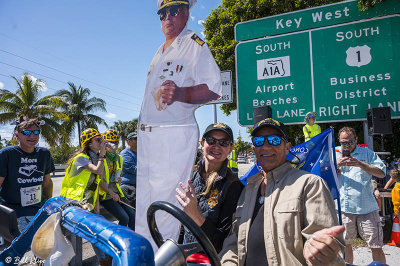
[157,0,197,13]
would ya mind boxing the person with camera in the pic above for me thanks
[336,126,386,264]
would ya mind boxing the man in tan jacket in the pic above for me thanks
[220,118,345,266]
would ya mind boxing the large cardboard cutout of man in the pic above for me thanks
[136,0,222,248]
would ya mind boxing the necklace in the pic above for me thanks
[258,177,267,205]
[258,195,264,204]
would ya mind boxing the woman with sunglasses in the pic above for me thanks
[98,129,135,231]
[60,128,115,266]
[61,128,106,214]
[0,116,54,232]
[176,123,243,262]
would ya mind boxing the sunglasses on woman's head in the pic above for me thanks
[21,130,40,136]
[204,136,232,147]
[159,6,180,21]
[252,135,283,147]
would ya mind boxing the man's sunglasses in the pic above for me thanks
[340,140,356,146]
[159,6,181,21]
[252,135,283,147]
[204,136,232,147]
[21,130,40,136]
[94,137,102,143]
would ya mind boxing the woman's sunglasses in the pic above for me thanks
[159,6,180,21]
[252,135,283,147]
[21,130,40,136]
[204,136,232,147]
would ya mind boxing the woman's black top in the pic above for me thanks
[183,159,244,253]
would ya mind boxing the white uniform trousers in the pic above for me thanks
[136,123,199,251]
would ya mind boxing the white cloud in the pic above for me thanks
[201,31,205,38]
[24,74,48,92]
[105,112,117,119]
[198,20,204,26]
[190,15,195,21]
[0,81,4,90]
[0,126,14,141]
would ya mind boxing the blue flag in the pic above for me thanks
[240,128,340,200]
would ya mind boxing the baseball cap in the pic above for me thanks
[251,118,288,141]
[127,132,137,140]
[202,123,233,141]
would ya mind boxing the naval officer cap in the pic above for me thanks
[157,0,197,14]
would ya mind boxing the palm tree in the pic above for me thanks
[56,82,107,143]
[112,120,128,149]
[111,119,138,149]
[0,73,68,146]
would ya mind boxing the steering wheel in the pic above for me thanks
[147,201,221,266]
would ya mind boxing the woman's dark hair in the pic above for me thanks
[67,140,91,166]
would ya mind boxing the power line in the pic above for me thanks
[0,48,141,99]
[0,72,140,113]
[0,61,141,107]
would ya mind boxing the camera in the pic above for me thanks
[342,150,351,157]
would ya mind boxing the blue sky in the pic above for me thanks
[0,0,249,145]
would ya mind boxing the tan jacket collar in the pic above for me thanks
[247,161,292,185]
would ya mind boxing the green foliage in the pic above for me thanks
[49,144,79,164]
[111,119,138,149]
[117,146,124,154]
[56,82,108,144]
[0,73,68,146]
[0,139,13,149]
[234,132,252,154]
[203,0,384,115]
[358,0,387,10]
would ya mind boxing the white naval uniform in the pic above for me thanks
[136,28,222,250]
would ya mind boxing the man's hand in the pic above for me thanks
[304,225,345,266]
[342,156,363,167]
[161,80,179,105]
[176,179,205,226]
[337,156,361,168]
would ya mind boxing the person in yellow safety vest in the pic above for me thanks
[227,149,239,178]
[61,128,106,213]
[99,129,135,231]
[61,128,111,265]
[303,112,321,142]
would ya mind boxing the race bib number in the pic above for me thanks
[20,185,42,207]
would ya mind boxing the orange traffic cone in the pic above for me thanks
[388,216,400,247]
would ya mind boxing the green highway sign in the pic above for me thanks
[235,0,400,42]
[236,15,400,126]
